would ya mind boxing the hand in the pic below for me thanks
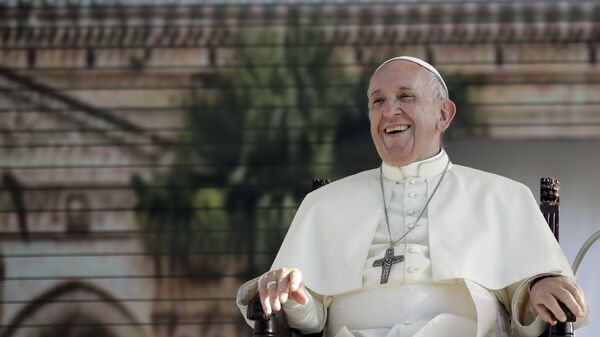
[530,275,587,325]
[258,267,309,315]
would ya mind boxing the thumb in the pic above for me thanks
[291,286,309,305]
[288,269,309,305]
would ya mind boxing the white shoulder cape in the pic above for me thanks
[271,164,573,296]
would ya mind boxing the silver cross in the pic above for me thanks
[373,247,404,284]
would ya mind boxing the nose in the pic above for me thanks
[382,97,402,117]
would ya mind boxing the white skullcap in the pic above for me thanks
[373,56,448,97]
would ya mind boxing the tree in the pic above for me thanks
[133,9,369,280]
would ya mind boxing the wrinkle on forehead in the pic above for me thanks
[374,59,423,76]
[367,61,428,97]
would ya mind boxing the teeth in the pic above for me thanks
[385,125,410,134]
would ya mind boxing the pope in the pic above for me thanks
[236,56,588,337]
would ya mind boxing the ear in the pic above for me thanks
[437,100,456,133]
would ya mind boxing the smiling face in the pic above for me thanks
[368,60,456,166]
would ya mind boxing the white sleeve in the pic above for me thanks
[508,277,548,337]
[282,289,328,334]
[492,276,547,337]
[236,277,261,328]
[236,278,328,334]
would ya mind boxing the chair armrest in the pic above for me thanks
[247,295,303,337]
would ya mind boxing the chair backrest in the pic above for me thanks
[540,177,560,240]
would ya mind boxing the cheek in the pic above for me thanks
[370,124,379,142]
[369,113,379,130]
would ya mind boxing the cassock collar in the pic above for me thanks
[381,149,450,182]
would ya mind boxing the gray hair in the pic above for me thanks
[428,72,449,102]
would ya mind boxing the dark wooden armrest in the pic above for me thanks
[247,295,303,337]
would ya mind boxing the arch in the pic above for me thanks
[2,281,146,337]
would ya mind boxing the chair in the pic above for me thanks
[538,178,575,337]
[246,178,576,337]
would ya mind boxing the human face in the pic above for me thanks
[367,60,455,166]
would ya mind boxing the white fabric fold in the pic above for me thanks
[271,150,573,295]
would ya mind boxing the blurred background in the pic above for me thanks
[0,0,598,337]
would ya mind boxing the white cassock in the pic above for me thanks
[237,150,586,337]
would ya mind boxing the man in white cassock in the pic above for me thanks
[236,56,588,337]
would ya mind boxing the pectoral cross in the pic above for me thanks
[373,247,404,284]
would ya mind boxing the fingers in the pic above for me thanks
[258,268,305,315]
[289,271,309,304]
[562,281,587,317]
[530,276,587,324]
[544,278,586,320]
[534,303,558,326]
[278,275,289,303]
[545,293,568,323]
[291,287,309,305]
[289,269,302,292]
[552,288,582,321]
[268,281,281,312]
[258,275,273,315]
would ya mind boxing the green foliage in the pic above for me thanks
[133,23,368,279]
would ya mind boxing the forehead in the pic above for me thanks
[368,60,429,95]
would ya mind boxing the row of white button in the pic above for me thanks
[396,178,420,185]
[393,178,425,279]
[407,244,419,273]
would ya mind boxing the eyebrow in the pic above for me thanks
[368,89,381,98]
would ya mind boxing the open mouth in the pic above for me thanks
[384,125,411,135]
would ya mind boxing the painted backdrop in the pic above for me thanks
[0,1,598,337]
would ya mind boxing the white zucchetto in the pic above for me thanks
[373,56,448,97]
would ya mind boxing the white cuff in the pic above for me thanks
[511,277,547,337]
[236,277,261,328]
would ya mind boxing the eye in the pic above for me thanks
[371,98,384,107]
[398,94,415,102]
